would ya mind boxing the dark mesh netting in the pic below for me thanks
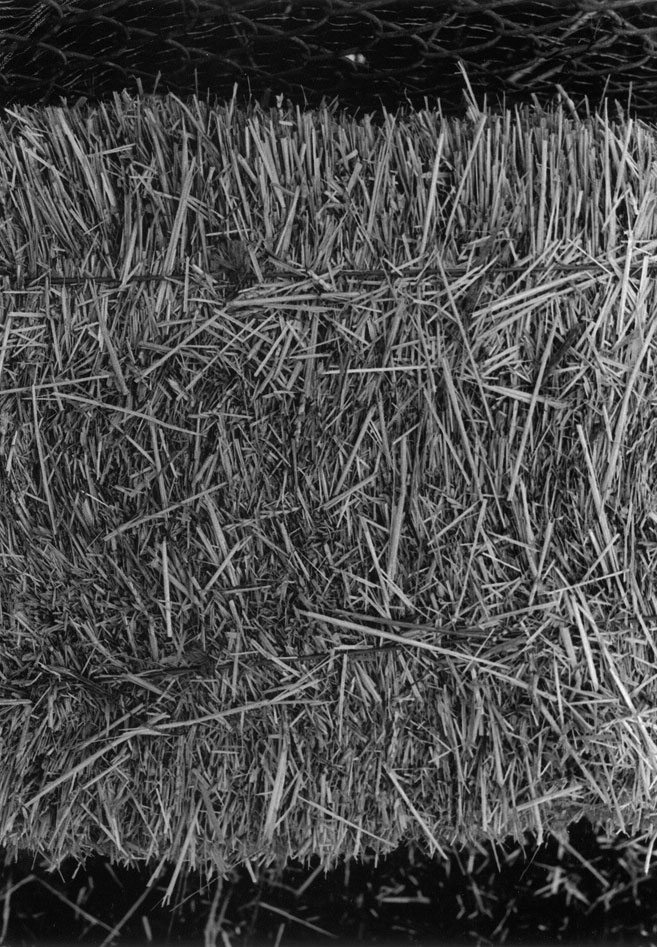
[1,0,657,119]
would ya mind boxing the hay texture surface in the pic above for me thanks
[1,89,657,879]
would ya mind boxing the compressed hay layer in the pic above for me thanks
[1,88,657,880]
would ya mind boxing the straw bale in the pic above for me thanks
[1,88,657,879]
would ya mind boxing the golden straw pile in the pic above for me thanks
[1,86,657,883]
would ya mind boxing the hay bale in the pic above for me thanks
[1,88,657,883]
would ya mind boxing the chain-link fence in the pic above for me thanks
[1,1,657,118]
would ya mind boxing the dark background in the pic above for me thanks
[2,1,657,121]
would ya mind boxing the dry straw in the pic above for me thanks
[1,83,657,885]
